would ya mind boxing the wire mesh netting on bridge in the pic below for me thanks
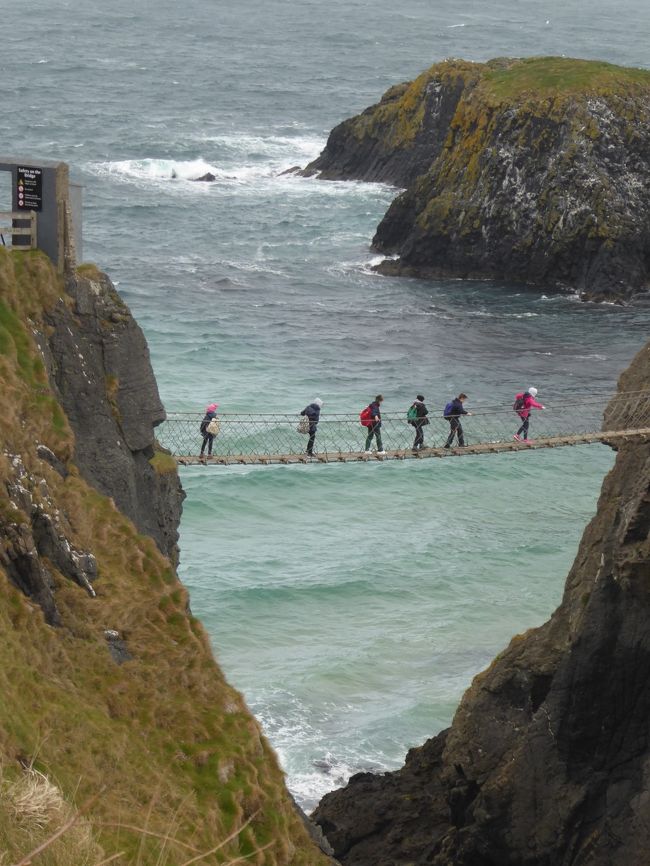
[156,390,650,463]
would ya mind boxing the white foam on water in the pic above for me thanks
[190,131,325,164]
[90,157,220,183]
[286,756,360,813]
[86,152,395,204]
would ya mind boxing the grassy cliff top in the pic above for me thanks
[482,56,650,100]
[341,55,650,156]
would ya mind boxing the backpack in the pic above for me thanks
[406,404,418,422]
[513,393,526,412]
[443,401,455,419]
[359,406,373,427]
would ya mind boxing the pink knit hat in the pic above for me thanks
[206,403,219,412]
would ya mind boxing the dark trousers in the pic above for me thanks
[365,422,383,451]
[200,433,215,455]
[516,416,530,439]
[413,421,425,449]
[445,417,464,447]
[307,424,317,454]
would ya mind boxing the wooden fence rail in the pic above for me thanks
[0,211,37,249]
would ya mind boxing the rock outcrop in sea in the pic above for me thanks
[313,340,650,864]
[302,57,650,302]
[0,250,333,865]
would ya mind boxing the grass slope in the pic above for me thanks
[0,249,329,866]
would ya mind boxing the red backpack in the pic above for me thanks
[359,406,373,427]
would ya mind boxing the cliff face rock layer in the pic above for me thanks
[303,57,650,302]
[0,250,332,866]
[313,341,650,865]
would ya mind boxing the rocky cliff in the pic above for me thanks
[313,340,650,864]
[303,57,650,302]
[0,249,333,865]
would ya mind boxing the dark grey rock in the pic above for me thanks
[104,629,133,664]
[36,444,69,478]
[38,271,185,565]
[31,509,97,597]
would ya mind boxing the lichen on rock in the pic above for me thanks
[303,57,650,302]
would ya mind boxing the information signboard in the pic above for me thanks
[16,166,43,211]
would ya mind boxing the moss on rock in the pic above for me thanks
[304,56,650,301]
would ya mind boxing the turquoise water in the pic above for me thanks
[4,0,650,809]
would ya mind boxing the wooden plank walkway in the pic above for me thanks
[175,428,650,466]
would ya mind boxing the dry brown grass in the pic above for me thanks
[0,766,103,866]
[1,769,276,866]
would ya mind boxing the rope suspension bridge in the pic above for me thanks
[157,390,650,467]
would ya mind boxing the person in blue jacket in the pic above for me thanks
[300,397,323,455]
[443,393,471,448]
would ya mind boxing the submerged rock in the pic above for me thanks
[303,57,650,302]
[193,172,217,182]
[313,340,650,864]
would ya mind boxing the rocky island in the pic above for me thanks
[303,57,650,302]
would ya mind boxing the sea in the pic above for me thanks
[3,0,649,810]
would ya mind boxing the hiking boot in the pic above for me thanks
[363,450,372,454]
[513,434,521,442]
[377,451,386,455]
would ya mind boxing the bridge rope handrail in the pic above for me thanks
[156,390,650,462]
[164,389,650,419]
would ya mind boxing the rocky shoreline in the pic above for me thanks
[302,57,650,303]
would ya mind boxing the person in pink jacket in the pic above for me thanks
[513,387,545,442]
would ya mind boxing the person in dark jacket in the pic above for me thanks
[444,393,471,448]
[300,397,323,455]
[364,395,385,454]
[199,402,219,457]
[409,394,429,451]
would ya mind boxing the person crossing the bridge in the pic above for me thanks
[443,393,471,448]
[513,386,545,442]
[199,402,219,457]
[408,394,429,451]
[363,395,385,455]
[301,397,323,456]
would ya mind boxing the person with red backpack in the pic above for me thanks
[361,395,385,454]
[513,387,545,442]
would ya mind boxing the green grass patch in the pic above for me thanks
[484,56,650,100]
[149,450,177,476]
